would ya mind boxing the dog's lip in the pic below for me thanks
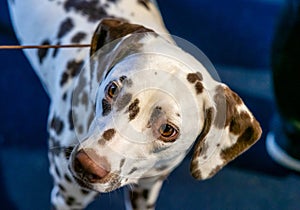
[72,172,122,193]
[73,175,94,190]
[70,163,121,190]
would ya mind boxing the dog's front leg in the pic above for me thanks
[124,175,168,210]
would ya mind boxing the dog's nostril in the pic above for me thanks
[74,158,84,174]
[74,149,110,183]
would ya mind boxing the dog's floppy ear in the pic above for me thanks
[90,18,154,56]
[88,18,156,103]
[190,84,262,180]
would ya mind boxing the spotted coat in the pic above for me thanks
[8,0,262,209]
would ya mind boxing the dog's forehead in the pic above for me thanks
[106,52,195,88]
[101,53,205,128]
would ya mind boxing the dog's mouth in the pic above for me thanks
[69,148,122,192]
[71,171,122,192]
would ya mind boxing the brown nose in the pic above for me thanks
[74,149,110,183]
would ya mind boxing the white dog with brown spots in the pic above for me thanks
[8,0,262,209]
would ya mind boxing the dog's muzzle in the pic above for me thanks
[73,149,110,183]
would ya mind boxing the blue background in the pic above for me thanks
[1,0,300,209]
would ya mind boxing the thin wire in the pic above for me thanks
[0,44,91,50]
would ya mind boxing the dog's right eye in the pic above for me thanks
[106,81,120,99]
[158,123,179,142]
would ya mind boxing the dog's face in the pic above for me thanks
[69,19,262,192]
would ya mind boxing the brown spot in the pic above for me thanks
[128,167,137,175]
[142,189,149,199]
[102,98,112,116]
[68,60,84,77]
[229,111,251,135]
[119,158,125,168]
[60,60,84,86]
[87,112,94,128]
[72,111,78,130]
[116,93,132,111]
[190,108,214,179]
[194,108,214,147]
[62,92,67,101]
[64,174,72,183]
[125,78,133,87]
[220,87,244,127]
[208,165,222,178]
[77,75,87,90]
[149,106,164,125]
[55,165,61,178]
[50,116,64,135]
[102,129,116,141]
[221,120,261,162]
[60,72,69,87]
[137,0,150,10]
[71,32,87,43]
[81,91,89,107]
[156,165,169,171]
[119,75,127,82]
[66,196,75,206]
[68,110,74,130]
[49,137,61,156]
[38,39,50,64]
[64,146,74,159]
[78,125,84,134]
[213,86,227,128]
[64,0,108,22]
[187,72,203,83]
[58,184,66,192]
[52,41,60,58]
[57,17,74,39]
[198,143,209,157]
[81,189,90,195]
[128,99,140,121]
[195,81,204,94]
[190,167,202,180]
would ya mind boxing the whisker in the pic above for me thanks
[49,145,76,159]
[49,144,76,150]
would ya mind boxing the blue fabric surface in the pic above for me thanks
[1,0,299,209]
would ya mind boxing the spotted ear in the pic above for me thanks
[88,18,156,104]
[190,84,262,180]
[90,18,154,56]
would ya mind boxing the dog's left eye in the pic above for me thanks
[158,123,179,142]
[106,81,120,99]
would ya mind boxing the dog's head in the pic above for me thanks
[69,19,262,192]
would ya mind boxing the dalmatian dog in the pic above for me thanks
[8,0,262,209]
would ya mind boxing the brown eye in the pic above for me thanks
[158,123,179,142]
[106,81,120,99]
